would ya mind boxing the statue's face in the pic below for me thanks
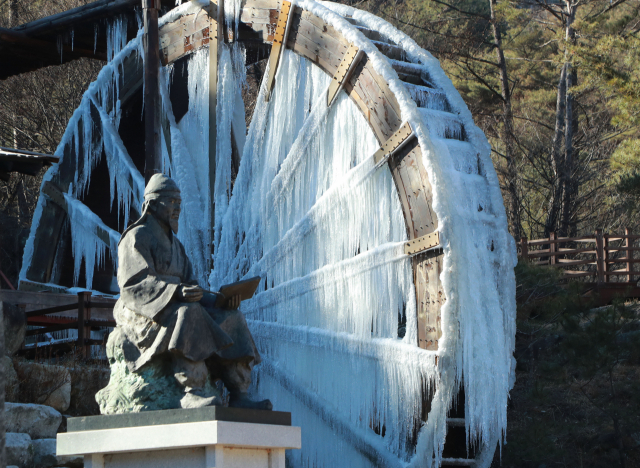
[151,196,182,234]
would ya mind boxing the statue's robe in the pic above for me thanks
[113,213,260,372]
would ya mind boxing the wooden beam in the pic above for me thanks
[0,27,109,79]
[405,231,440,256]
[327,44,363,107]
[0,146,59,164]
[13,0,139,37]
[372,122,414,164]
[143,0,161,183]
[209,3,221,269]
[264,0,292,101]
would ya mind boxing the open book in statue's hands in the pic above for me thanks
[214,276,262,308]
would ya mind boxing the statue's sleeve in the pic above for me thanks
[117,230,180,321]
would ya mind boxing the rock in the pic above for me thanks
[68,365,110,416]
[5,402,62,439]
[32,439,83,468]
[14,362,71,412]
[32,438,57,467]
[3,355,19,401]
[96,328,187,414]
[5,432,33,467]
[2,302,26,356]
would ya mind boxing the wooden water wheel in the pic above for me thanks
[20,1,516,466]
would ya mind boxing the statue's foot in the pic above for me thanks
[229,393,273,411]
[180,391,223,409]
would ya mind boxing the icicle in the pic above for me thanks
[63,193,120,290]
[106,16,128,62]
[159,49,211,286]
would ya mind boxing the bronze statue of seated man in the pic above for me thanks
[98,174,271,412]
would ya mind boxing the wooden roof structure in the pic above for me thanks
[0,0,179,79]
[0,146,59,180]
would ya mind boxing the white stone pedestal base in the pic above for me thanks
[57,420,301,468]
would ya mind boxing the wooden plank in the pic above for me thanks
[243,0,278,9]
[347,59,395,139]
[596,229,605,284]
[287,34,342,72]
[625,227,634,282]
[0,290,97,307]
[389,142,437,239]
[77,291,92,359]
[160,13,212,65]
[264,0,292,101]
[555,258,595,267]
[413,252,443,350]
[562,271,595,278]
[366,64,402,124]
[240,7,274,24]
[291,14,347,60]
[359,61,402,132]
[299,9,346,45]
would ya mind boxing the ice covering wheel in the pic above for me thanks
[21,1,516,466]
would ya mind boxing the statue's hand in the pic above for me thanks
[177,284,204,302]
[226,294,241,310]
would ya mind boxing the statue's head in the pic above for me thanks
[144,173,182,234]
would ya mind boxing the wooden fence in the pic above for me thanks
[519,229,640,303]
[519,229,640,284]
[0,290,116,359]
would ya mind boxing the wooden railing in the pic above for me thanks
[0,290,116,359]
[519,228,640,285]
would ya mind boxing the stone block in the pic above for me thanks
[33,438,83,468]
[3,355,19,401]
[5,403,62,439]
[2,302,26,356]
[14,362,71,412]
[6,432,33,468]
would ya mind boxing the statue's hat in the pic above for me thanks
[144,173,181,200]
[119,174,180,244]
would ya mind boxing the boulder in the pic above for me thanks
[5,403,62,439]
[3,355,19,401]
[32,438,83,468]
[14,362,71,412]
[2,302,26,356]
[5,432,33,468]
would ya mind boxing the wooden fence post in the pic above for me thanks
[625,227,634,283]
[520,237,528,261]
[549,232,556,265]
[596,229,605,284]
[604,233,610,284]
[77,291,92,359]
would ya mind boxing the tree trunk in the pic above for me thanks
[10,0,18,149]
[560,1,577,237]
[489,0,520,239]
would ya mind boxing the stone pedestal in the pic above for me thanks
[57,407,301,468]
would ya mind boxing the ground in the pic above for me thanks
[493,297,640,468]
